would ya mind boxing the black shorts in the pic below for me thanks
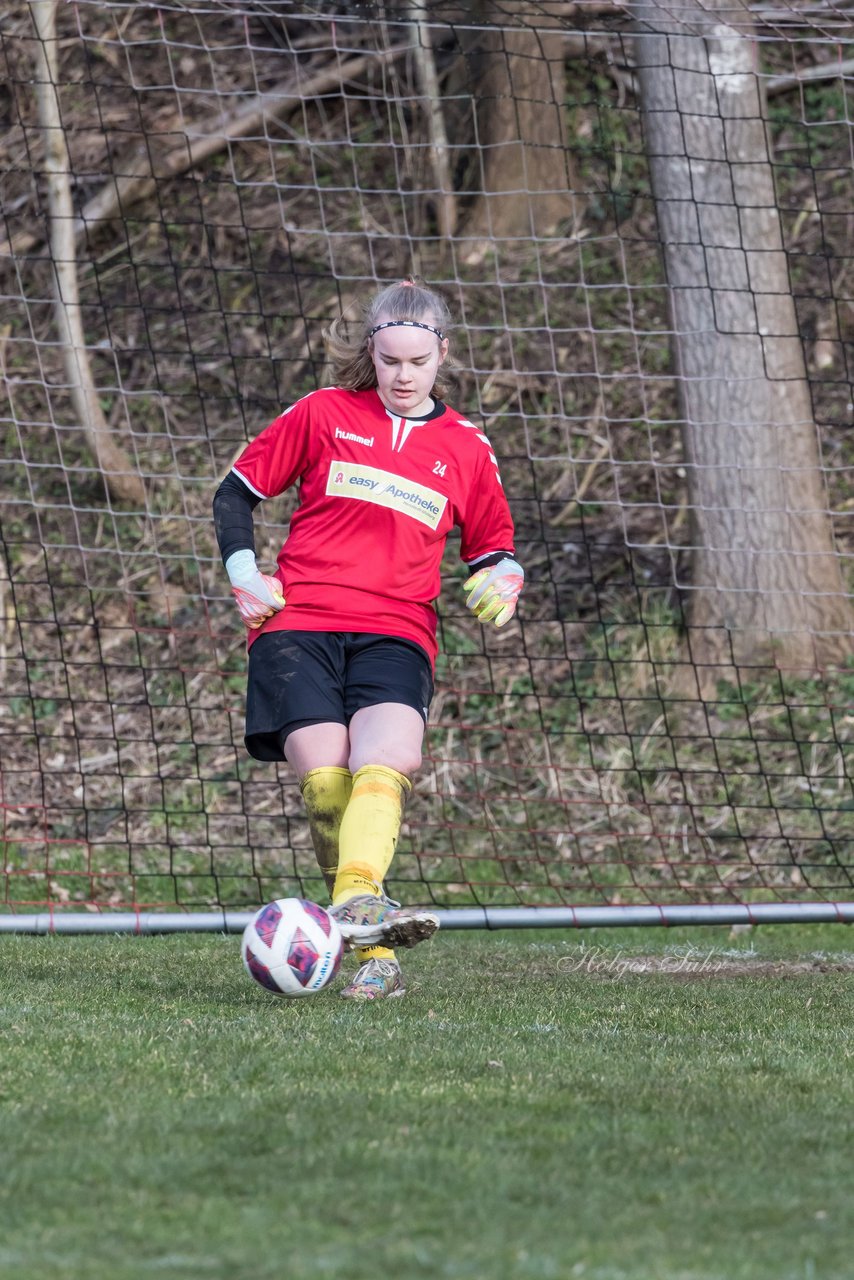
[244,630,434,762]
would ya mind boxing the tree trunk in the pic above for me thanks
[633,0,854,674]
[462,4,579,245]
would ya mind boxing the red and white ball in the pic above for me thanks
[241,898,343,998]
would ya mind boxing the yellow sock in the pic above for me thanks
[299,767,352,900]
[357,943,396,962]
[332,765,411,906]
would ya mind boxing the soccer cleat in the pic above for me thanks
[329,892,439,951]
[340,957,406,1000]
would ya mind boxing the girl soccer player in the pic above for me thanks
[213,279,524,999]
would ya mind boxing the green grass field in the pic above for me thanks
[1,925,852,1280]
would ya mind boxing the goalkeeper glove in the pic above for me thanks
[463,557,524,628]
[225,549,285,629]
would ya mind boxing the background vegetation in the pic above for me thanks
[0,3,852,914]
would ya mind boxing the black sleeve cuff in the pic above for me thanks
[464,550,516,571]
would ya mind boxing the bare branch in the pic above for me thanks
[29,0,145,506]
[2,44,409,262]
[766,55,854,95]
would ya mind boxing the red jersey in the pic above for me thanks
[230,387,515,666]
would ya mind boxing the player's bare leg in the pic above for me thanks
[346,701,425,776]
[285,722,350,775]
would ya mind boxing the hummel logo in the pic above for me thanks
[335,427,375,447]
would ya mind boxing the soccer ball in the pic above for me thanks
[241,898,344,998]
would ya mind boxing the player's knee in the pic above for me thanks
[348,703,425,778]
[351,748,421,779]
[394,745,422,778]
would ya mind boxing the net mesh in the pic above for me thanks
[1,0,852,917]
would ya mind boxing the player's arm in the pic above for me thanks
[213,398,314,628]
[459,447,524,628]
[213,471,285,628]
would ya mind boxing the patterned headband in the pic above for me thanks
[367,319,445,341]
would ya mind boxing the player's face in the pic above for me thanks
[370,322,448,418]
